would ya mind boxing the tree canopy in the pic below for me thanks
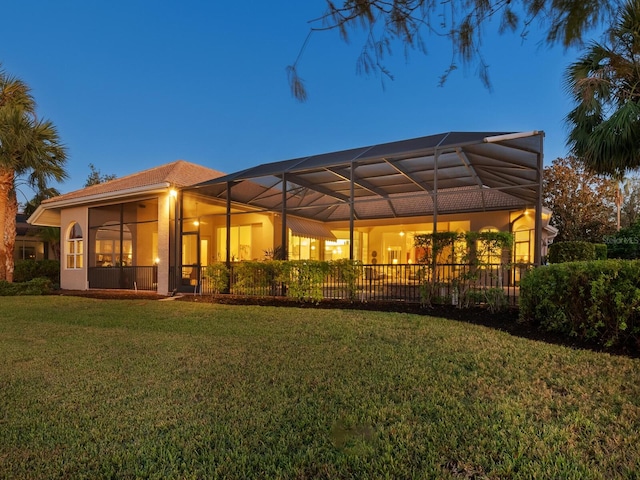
[543,156,617,243]
[85,163,116,187]
[0,66,67,281]
[565,0,640,176]
[289,0,618,100]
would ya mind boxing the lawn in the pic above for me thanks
[1,297,638,479]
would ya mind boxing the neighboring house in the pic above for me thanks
[29,131,557,297]
[14,213,55,262]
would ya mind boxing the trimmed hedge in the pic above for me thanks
[0,278,54,296]
[13,260,60,284]
[547,241,596,263]
[594,243,607,260]
[519,260,640,349]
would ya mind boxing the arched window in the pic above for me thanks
[66,222,83,269]
[512,214,534,264]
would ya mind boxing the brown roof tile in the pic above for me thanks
[43,160,225,204]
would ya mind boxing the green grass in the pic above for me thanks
[1,297,639,479]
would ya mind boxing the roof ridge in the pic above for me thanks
[42,160,225,205]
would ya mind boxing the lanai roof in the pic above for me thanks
[187,131,544,222]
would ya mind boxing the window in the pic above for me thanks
[325,238,349,261]
[66,222,83,269]
[95,225,132,266]
[89,200,158,268]
[289,234,320,260]
[217,225,252,261]
[477,227,502,265]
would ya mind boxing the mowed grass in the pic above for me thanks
[1,297,639,479]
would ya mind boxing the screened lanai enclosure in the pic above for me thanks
[170,131,550,305]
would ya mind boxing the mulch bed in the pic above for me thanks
[51,289,638,358]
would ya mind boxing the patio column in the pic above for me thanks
[156,191,172,295]
[349,163,355,260]
[534,135,544,266]
[226,182,232,267]
[433,149,439,233]
[174,189,182,291]
[281,174,288,260]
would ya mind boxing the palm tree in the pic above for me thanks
[0,68,67,282]
[565,0,640,178]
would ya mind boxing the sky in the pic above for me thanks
[1,1,603,203]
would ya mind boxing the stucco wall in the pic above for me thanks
[60,206,89,290]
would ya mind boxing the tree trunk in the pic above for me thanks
[5,186,17,283]
[0,168,16,282]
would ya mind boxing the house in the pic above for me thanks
[14,213,56,262]
[28,131,557,298]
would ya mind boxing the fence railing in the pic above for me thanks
[88,266,158,291]
[177,262,532,306]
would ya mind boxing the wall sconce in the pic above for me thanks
[169,188,178,198]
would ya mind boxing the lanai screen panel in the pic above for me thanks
[188,131,543,222]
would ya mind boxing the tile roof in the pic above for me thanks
[43,160,225,204]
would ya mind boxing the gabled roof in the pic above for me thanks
[188,131,544,222]
[42,160,224,205]
[29,160,225,226]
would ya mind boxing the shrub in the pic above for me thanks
[547,241,596,263]
[414,231,513,307]
[519,260,640,348]
[281,260,330,303]
[203,263,229,294]
[594,243,607,260]
[232,261,284,296]
[329,259,362,301]
[0,278,54,296]
[606,221,640,259]
[13,260,60,284]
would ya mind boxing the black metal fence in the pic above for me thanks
[88,266,158,290]
[176,262,531,306]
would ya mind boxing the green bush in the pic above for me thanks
[519,260,640,348]
[329,259,362,301]
[606,222,640,259]
[203,263,229,294]
[0,278,54,296]
[232,261,284,296]
[13,260,60,284]
[594,243,607,260]
[414,231,513,307]
[281,260,330,302]
[547,241,596,263]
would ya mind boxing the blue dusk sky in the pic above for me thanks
[1,1,601,201]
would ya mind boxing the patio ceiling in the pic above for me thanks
[188,131,544,222]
